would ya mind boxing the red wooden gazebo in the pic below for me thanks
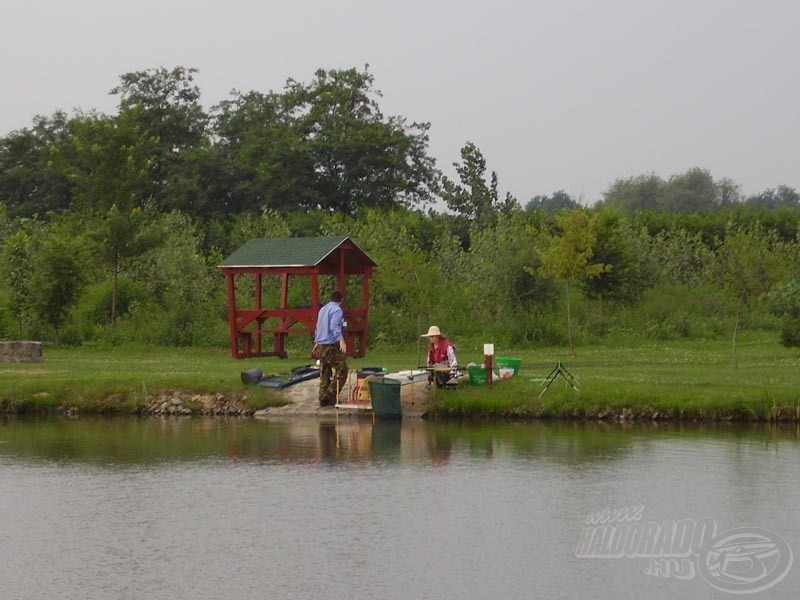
[219,236,377,359]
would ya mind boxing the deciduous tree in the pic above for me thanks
[0,113,72,218]
[439,141,517,229]
[111,66,211,213]
[52,111,157,214]
[27,219,90,342]
[89,204,165,325]
[212,67,438,217]
[533,210,610,354]
[716,223,787,366]
[525,190,579,214]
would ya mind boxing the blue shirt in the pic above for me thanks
[314,301,343,344]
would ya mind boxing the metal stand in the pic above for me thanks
[538,361,579,398]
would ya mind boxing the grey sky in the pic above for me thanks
[2,0,798,204]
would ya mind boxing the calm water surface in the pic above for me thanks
[1,416,798,600]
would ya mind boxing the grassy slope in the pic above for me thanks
[1,331,799,420]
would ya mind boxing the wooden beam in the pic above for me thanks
[279,273,288,309]
[311,272,320,315]
[338,247,345,291]
[255,273,263,354]
[226,274,238,358]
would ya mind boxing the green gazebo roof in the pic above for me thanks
[220,236,376,269]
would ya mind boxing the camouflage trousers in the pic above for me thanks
[318,345,348,405]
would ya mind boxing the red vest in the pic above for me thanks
[428,338,453,365]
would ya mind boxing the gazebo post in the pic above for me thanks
[255,273,263,354]
[337,247,346,292]
[361,267,372,314]
[274,273,290,357]
[311,273,320,313]
[279,273,289,309]
[226,274,238,358]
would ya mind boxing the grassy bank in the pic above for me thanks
[431,331,800,421]
[1,331,799,421]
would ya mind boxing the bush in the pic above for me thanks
[768,280,800,347]
[75,277,149,341]
[619,284,730,340]
[0,300,16,339]
[92,299,228,348]
[780,316,800,347]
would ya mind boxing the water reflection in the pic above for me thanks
[1,415,798,467]
[3,416,800,600]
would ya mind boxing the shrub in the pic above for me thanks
[75,277,149,341]
[767,280,800,347]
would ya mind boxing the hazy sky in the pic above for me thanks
[2,0,798,204]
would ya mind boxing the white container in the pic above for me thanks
[385,369,428,384]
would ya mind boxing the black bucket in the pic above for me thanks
[240,367,263,384]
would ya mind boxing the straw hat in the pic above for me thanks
[421,325,442,337]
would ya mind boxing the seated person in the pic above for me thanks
[422,325,458,388]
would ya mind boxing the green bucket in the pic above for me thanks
[495,357,521,376]
[468,366,487,385]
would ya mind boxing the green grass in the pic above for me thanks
[0,345,288,414]
[429,331,800,421]
[1,331,800,420]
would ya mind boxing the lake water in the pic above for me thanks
[1,416,798,600]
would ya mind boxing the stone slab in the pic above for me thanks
[0,341,43,363]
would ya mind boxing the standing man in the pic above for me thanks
[314,290,348,407]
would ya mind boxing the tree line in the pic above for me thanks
[1,65,799,355]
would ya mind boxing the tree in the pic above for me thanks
[581,209,650,305]
[212,66,438,217]
[122,211,225,346]
[439,141,517,229]
[211,89,311,216]
[52,110,158,214]
[602,169,742,213]
[0,112,73,218]
[227,207,293,250]
[111,66,211,213]
[602,173,664,212]
[286,67,438,213]
[745,185,800,209]
[647,227,716,287]
[525,190,579,214]
[112,66,206,147]
[661,168,720,213]
[26,219,90,342]
[716,177,742,206]
[0,222,38,336]
[716,223,786,366]
[89,204,165,326]
[467,211,548,324]
[767,280,800,347]
[533,210,610,354]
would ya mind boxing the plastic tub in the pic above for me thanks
[495,357,521,376]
